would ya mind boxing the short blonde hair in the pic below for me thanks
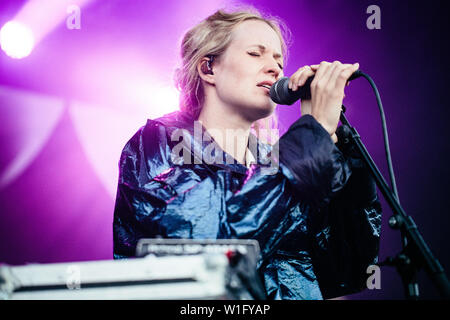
[174,7,291,138]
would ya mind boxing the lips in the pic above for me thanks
[257,81,273,95]
[259,86,270,94]
[257,81,274,90]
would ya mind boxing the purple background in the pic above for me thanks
[0,0,449,299]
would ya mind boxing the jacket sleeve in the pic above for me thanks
[226,115,356,260]
[277,115,352,209]
[277,115,382,299]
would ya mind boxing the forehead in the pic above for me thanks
[229,19,283,57]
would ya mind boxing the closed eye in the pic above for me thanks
[248,52,283,70]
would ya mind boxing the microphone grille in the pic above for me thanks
[269,77,289,104]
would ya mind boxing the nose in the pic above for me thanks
[264,59,282,79]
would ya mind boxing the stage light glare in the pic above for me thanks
[151,86,180,113]
[0,21,35,59]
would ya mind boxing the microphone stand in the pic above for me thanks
[338,107,450,300]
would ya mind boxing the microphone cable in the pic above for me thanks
[357,71,400,203]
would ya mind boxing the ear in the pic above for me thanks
[197,57,215,85]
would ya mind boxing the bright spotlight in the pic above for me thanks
[0,21,35,59]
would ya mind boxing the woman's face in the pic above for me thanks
[212,19,284,121]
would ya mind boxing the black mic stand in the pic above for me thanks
[338,106,450,300]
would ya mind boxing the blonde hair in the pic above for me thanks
[174,8,291,144]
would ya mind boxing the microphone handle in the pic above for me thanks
[289,70,364,102]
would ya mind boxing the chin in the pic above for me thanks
[244,103,275,122]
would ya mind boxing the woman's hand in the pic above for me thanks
[288,61,359,142]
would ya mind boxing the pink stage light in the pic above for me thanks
[0,21,35,59]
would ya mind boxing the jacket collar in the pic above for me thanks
[152,111,273,175]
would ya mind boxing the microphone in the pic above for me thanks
[270,70,363,105]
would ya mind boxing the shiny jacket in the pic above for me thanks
[113,111,382,300]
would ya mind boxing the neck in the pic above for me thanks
[198,95,252,165]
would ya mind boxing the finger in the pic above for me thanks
[311,61,337,95]
[334,63,359,92]
[327,62,353,93]
[345,62,360,86]
[321,60,341,87]
[289,71,303,90]
[291,68,315,91]
[296,67,315,87]
[310,61,331,88]
[288,68,300,89]
[289,66,311,90]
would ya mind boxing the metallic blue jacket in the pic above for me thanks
[113,111,382,300]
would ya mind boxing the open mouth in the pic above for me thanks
[258,84,271,93]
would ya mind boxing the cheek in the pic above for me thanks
[219,67,251,94]
[225,57,256,84]
[215,56,263,100]
[228,64,249,84]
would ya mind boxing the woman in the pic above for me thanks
[113,8,382,300]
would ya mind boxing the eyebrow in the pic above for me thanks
[248,44,283,60]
